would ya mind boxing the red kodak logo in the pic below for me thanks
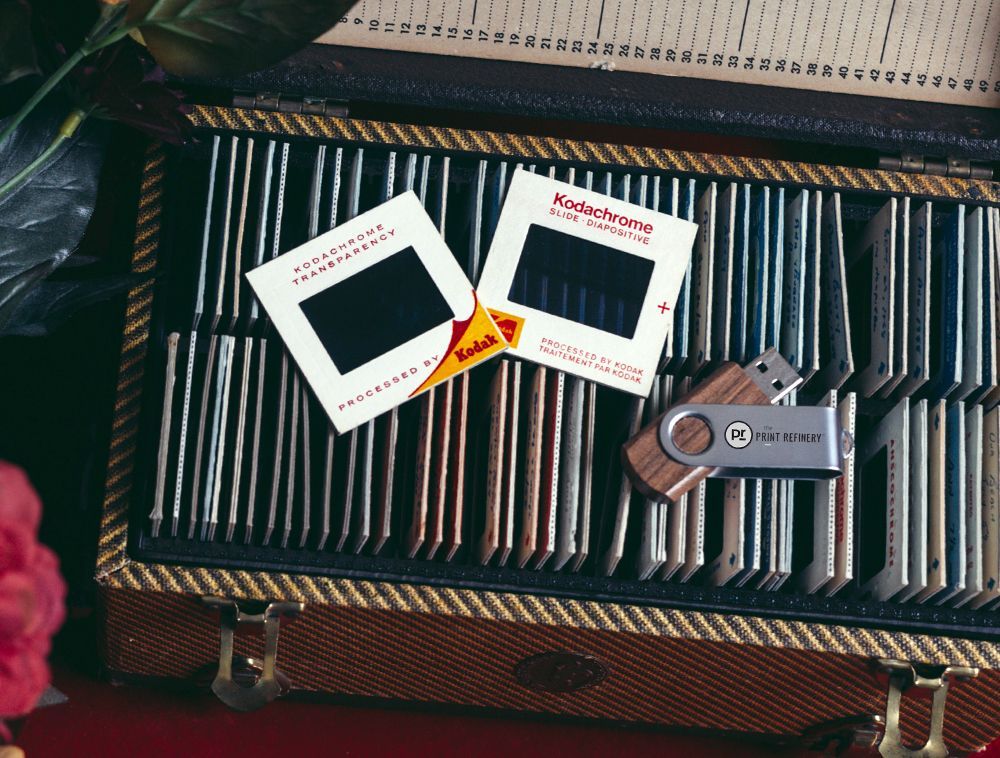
[487,308,524,348]
[454,333,499,362]
[494,319,518,343]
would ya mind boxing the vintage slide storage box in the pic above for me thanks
[96,6,1000,753]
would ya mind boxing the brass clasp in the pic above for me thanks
[201,596,304,712]
[873,659,979,758]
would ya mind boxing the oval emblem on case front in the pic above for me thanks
[514,652,609,693]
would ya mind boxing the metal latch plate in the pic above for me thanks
[201,596,304,712]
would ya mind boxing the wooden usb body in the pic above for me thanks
[621,362,773,503]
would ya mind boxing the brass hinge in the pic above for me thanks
[877,153,993,180]
[200,596,304,712]
[232,90,349,117]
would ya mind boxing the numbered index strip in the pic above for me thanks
[322,0,1000,107]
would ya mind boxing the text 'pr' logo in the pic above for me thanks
[725,421,752,449]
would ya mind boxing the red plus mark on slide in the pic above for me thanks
[657,302,671,314]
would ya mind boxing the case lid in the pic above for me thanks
[183,0,1000,161]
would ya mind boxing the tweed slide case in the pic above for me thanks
[96,53,1000,753]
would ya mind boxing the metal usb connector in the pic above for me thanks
[744,348,804,405]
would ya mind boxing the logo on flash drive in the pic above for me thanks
[725,421,753,449]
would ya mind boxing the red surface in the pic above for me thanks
[15,665,800,758]
[12,662,1000,758]
[17,671,794,758]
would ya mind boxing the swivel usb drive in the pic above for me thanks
[622,348,851,503]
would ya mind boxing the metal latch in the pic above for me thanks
[201,596,304,711]
[877,153,993,180]
[232,90,349,116]
[873,658,979,758]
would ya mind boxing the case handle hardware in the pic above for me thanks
[873,658,979,758]
[800,714,886,755]
[201,596,304,712]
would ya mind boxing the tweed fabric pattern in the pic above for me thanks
[188,105,1000,205]
[100,587,1000,753]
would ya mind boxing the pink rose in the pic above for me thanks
[0,465,40,534]
[0,462,66,719]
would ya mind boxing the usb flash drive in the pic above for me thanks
[622,348,849,503]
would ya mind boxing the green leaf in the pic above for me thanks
[0,103,107,332]
[128,0,359,78]
[0,0,40,87]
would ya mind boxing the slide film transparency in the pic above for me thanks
[140,136,1000,608]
